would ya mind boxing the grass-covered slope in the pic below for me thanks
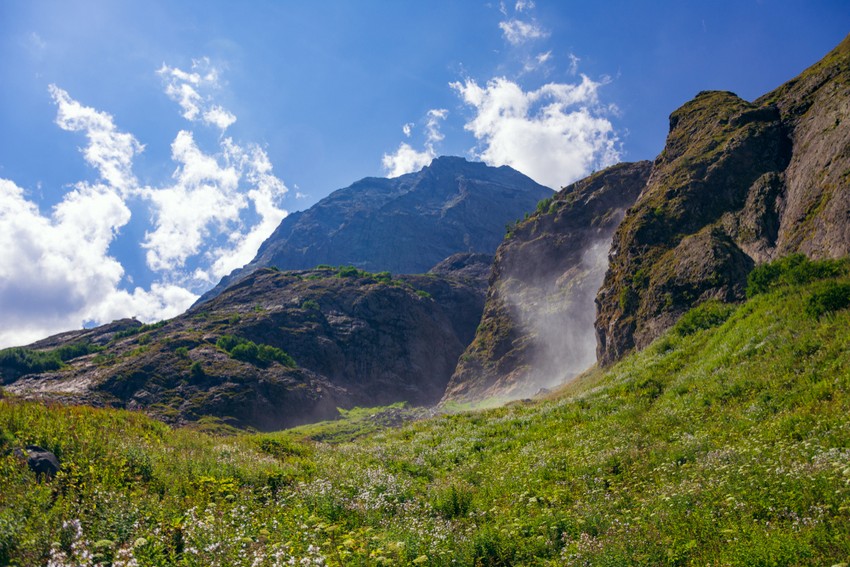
[1,258,850,566]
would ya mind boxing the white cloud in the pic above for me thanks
[142,132,288,281]
[402,122,413,137]
[158,58,236,131]
[450,75,620,189]
[499,19,548,45]
[381,143,435,178]
[203,105,237,130]
[425,109,447,143]
[515,0,535,11]
[381,109,448,177]
[0,176,198,348]
[0,66,290,347]
[206,141,288,281]
[49,85,143,195]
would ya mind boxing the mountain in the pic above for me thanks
[2,266,484,430]
[443,161,651,402]
[596,35,850,365]
[197,156,551,304]
[441,35,850,403]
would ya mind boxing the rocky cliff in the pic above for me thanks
[198,156,551,304]
[443,161,651,402]
[3,266,484,430]
[596,35,850,365]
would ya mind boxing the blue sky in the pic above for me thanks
[0,0,847,347]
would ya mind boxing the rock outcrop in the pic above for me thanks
[197,156,551,304]
[3,267,484,430]
[443,161,651,402]
[596,35,850,365]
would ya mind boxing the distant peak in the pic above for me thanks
[425,155,474,170]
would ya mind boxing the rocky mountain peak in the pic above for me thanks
[196,157,552,305]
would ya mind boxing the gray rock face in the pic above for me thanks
[197,156,551,304]
[443,161,651,403]
[4,267,485,431]
[595,35,850,366]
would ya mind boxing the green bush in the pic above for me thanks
[536,196,554,214]
[300,299,320,311]
[189,361,205,380]
[746,254,848,297]
[805,281,850,318]
[673,300,735,336]
[337,266,360,278]
[216,335,296,367]
[215,335,241,353]
[112,321,166,340]
[230,342,260,362]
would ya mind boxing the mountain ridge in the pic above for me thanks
[197,156,552,305]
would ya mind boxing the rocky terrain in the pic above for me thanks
[596,34,850,365]
[443,161,651,402]
[443,35,850,402]
[198,156,551,304]
[2,266,484,430]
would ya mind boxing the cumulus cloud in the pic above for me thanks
[382,109,448,177]
[141,131,288,281]
[450,75,620,189]
[0,65,290,347]
[0,90,201,348]
[499,19,548,45]
[158,58,236,131]
[0,174,195,348]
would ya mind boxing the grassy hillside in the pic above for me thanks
[1,257,849,566]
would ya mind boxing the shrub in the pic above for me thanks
[536,196,554,214]
[216,335,296,367]
[337,266,361,278]
[746,254,848,297]
[230,342,260,363]
[805,281,850,318]
[674,300,735,336]
[189,361,205,380]
[216,335,241,353]
[301,299,320,311]
[619,287,639,312]
[415,290,432,299]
